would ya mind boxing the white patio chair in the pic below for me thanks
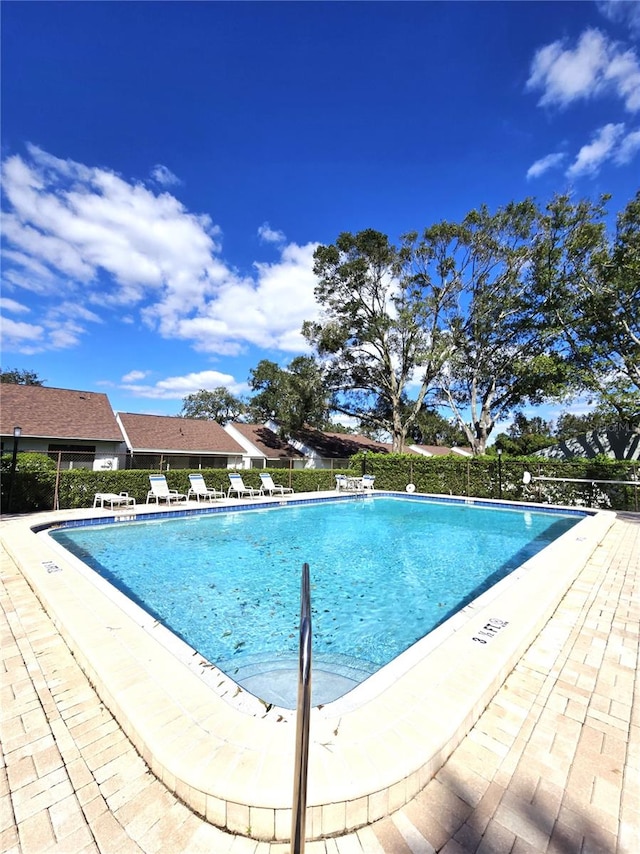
[146,474,187,504]
[93,492,136,509]
[335,474,348,491]
[227,472,260,498]
[188,474,225,502]
[259,472,293,495]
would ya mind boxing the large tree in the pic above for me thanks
[554,409,614,439]
[179,387,246,424]
[304,229,459,451]
[491,411,555,456]
[532,191,640,428]
[247,356,331,434]
[431,201,568,454]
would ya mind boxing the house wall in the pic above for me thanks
[1,438,125,470]
[285,438,351,469]
[222,424,266,469]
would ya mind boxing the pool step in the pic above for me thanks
[216,652,378,709]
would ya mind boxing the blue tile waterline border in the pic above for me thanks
[36,490,590,535]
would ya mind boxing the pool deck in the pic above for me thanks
[1,495,638,853]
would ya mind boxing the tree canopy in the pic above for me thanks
[304,228,457,451]
[177,189,637,455]
[247,356,331,435]
[0,368,44,385]
[426,200,569,453]
[179,387,246,424]
[532,191,640,428]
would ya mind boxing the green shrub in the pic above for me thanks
[1,453,57,513]
[5,456,639,514]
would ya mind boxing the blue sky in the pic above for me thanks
[1,0,639,431]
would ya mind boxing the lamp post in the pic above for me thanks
[8,426,22,514]
[497,446,503,500]
[361,450,368,477]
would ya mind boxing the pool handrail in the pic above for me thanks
[291,562,312,853]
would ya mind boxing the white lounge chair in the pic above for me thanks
[227,472,260,498]
[335,474,363,491]
[188,474,225,502]
[259,472,293,495]
[362,474,375,490]
[93,491,136,509]
[146,474,187,504]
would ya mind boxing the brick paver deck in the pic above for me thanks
[1,514,638,853]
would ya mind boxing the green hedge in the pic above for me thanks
[1,453,57,513]
[3,455,639,514]
[49,467,353,510]
[354,453,639,511]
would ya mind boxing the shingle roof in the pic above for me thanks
[411,444,455,456]
[229,423,304,460]
[0,384,123,442]
[291,427,392,457]
[117,412,245,454]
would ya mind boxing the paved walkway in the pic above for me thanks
[1,514,638,853]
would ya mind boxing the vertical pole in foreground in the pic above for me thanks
[7,426,21,514]
[291,562,312,854]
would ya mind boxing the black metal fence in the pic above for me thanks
[2,448,639,515]
[0,449,348,513]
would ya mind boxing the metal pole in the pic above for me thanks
[53,451,62,510]
[291,562,312,854]
[7,426,21,513]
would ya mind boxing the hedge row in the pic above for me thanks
[2,452,639,514]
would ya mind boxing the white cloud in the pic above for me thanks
[122,369,151,383]
[0,316,46,354]
[1,146,323,357]
[150,164,181,187]
[258,222,286,244]
[2,145,222,309]
[566,122,625,176]
[45,318,86,350]
[605,47,640,111]
[1,248,58,292]
[615,126,640,162]
[142,240,320,356]
[0,294,100,354]
[527,28,640,113]
[0,297,30,314]
[120,369,248,400]
[526,152,566,179]
[52,301,102,324]
[597,0,640,36]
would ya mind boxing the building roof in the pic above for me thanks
[117,412,245,454]
[532,429,640,461]
[0,384,123,442]
[410,444,454,457]
[227,423,304,460]
[291,427,392,458]
[409,444,473,458]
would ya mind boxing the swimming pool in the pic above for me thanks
[49,495,581,707]
[7,491,613,841]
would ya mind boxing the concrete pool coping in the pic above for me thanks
[0,491,616,842]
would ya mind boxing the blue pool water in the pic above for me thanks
[50,496,581,707]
